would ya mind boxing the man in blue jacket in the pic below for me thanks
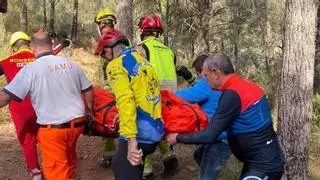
[175,55,231,180]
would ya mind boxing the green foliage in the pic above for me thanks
[312,93,320,127]
[0,0,286,114]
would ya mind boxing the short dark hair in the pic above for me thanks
[101,20,115,28]
[192,54,208,73]
[12,39,30,49]
[204,53,234,75]
[31,32,52,47]
[141,31,160,39]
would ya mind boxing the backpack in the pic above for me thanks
[160,90,208,133]
[82,87,119,138]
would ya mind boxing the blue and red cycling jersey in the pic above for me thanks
[177,74,284,172]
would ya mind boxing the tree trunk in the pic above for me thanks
[314,6,320,94]
[233,27,240,68]
[231,0,240,68]
[220,37,224,51]
[190,37,195,58]
[19,0,28,32]
[196,0,211,53]
[260,0,270,72]
[163,0,170,46]
[0,13,6,42]
[71,0,79,43]
[43,0,47,27]
[278,0,317,179]
[116,0,134,42]
[259,0,278,111]
[49,0,55,31]
[32,0,40,12]
[0,0,7,13]
[158,0,179,46]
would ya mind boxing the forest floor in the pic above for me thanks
[0,121,320,180]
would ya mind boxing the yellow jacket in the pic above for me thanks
[138,36,177,89]
[106,48,164,144]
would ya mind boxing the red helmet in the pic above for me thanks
[95,28,130,56]
[138,15,163,33]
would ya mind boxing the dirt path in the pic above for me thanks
[1,122,319,180]
[0,122,200,180]
[76,136,201,180]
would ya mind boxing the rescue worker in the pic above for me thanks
[0,31,93,180]
[95,28,164,180]
[94,8,117,36]
[175,54,231,180]
[94,8,117,89]
[136,14,178,177]
[0,31,41,180]
[167,53,284,180]
[94,8,118,167]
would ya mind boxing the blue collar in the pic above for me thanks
[36,51,53,59]
[120,48,136,56]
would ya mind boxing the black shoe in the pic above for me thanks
[96,155,113,168]
[163,154,178,176]
[142,172,154,180]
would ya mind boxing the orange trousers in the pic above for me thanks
[38,117,84,180]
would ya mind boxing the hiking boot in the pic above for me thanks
[96,155,113,168]
[162,145,178,176]
[142,167,154,180]
[162,153,178,176]
[193,145,205,166]
[28,168,43,180]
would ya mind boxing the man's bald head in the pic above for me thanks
[30,31,53,56]
[31,31,52,48]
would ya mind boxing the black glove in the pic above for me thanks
[176,65,197,85]
[60,39,71,48]
[176,66,193,80]
[83,115,94,136]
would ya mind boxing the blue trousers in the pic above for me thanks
[193,141,231,180]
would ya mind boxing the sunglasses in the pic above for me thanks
[39,27,57,39]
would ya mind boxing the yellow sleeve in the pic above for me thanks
[107,61,137,138]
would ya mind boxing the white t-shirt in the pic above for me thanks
[4,54,92,125]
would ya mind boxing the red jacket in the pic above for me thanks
[1,48,35,83]
[0,48,36,122]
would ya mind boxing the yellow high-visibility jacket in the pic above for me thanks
[138,36,177,90]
